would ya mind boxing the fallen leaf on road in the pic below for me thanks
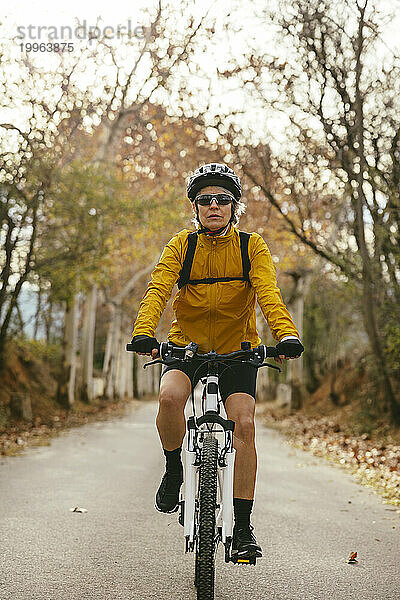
[70,506,88,513]
[347,551,358,564]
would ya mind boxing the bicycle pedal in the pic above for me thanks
[230,554,257,565]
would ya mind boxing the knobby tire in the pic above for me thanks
[196,434,218,600]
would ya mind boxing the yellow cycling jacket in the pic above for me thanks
[131,225,299,353]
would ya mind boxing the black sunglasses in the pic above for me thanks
[195,193,234,206]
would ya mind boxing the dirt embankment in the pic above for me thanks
[0,341,138,456]
[261,361,400,506]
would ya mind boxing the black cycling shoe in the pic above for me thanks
[155,470,183,513]
[232,523,262,558]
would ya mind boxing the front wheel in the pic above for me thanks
[196,434,218,600]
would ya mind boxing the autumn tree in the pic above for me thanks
[96,107,228,399]
[186,0,400,421]
[0,1,224,401]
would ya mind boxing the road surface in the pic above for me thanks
[0,400,399,600]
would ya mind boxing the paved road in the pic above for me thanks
[0,400,399,600]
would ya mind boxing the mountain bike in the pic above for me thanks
[126,340,280,600]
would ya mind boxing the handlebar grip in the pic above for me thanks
[126,341,161,354]
[263,345,279,358]
[159,342,170,359]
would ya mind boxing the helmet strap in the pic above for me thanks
[198,224,229,236]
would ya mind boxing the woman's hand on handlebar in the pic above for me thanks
[129,335,160,358]
[137,348,159,358]
[274,338,304,363]
[274,355,296,364]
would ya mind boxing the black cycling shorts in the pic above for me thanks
[160,357,258,403]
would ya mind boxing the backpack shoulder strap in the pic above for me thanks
[177,232,198,289]
[239,231,251,282]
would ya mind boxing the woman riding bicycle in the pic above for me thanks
[129,163,304,559]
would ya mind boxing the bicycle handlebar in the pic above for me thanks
[125,340,279,368]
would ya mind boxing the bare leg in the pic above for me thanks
[224,393,257,500]
[156,369,191,451]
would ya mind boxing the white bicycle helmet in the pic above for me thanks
[187,163,242,200]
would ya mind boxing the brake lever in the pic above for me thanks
[143,359,165,369]
[143,356,186,369]
[258,362,282,373]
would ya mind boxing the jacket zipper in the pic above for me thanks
[209,238,217,350]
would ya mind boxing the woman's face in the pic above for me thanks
[193,185,234,231]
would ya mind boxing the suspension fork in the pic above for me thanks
[221,446,235,544]
[184,417,200,548]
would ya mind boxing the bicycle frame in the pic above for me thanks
[183,370,236,561]
[125,339,281,584]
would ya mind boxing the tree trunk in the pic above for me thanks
[101,263,156,401]
[102,304,114,381]
[103,305,122,400]
[116,318,134,399]
[0,216,16,321]
[136,355,146,397]
[45,296,53,344]
[33,288,42,340]
[255,306,269,400]
[15,300,25,334]
[0,197,39,367]
[126,350,134,399]
[286,272,311,409]
[135,354,159,396]
[115,338,132,399]
[354,10,400,423]
[80,284,97,403]
[57,293,80,408]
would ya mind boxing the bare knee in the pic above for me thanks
[158,387,186,413]
[235,416,255,444]
[159,373,190,412]
[158,370,190,413]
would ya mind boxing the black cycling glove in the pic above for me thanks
[276,338,304,358]
[130,335,160,354]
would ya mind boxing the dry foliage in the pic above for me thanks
[263,409,400,506]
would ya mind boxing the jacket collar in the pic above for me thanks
[198,224,237,247]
